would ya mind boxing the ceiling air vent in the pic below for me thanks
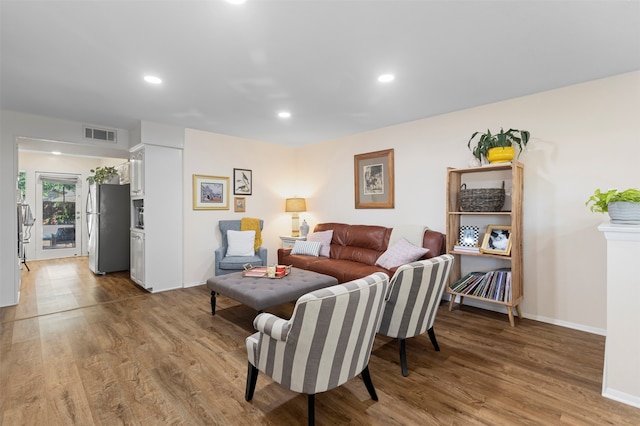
[83,125,117,143]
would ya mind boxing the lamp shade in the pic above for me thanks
[285,198,307,213]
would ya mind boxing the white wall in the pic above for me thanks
[293,71,640,333]
[2,110,131,157]
[181,128,296,287]
[0,114,19,306]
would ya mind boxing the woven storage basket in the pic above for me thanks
[459,182,505,212]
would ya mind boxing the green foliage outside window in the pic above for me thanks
[18,171,26,200]
[42,181,76,225]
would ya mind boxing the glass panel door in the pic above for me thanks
[35,173,82,259]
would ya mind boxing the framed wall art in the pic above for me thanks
[193,175,229,210]
[481,225,512,255]
[459,225,480,247]
[354,148,394,209]
[234,197,246,213]
[233,168,252,195]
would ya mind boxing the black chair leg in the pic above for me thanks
[245,363,258,401]
[210,291,217,316]
[360,365,378,401]
[399,338,409,377]
[308,394,315,426]
[427,327,440,351]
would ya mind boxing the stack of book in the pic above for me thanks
[453,244,480,254]
[449,269,512,302]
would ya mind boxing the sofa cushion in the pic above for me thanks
[375,238,429,269]
[307,230,333,257]
[314,223,391,265]
[280,252,319,270]
[422,229,446,259]
[301,258,389,283]
[226,230,255,256]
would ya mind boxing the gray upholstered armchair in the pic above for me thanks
[214,219,267,276]
[378,254,454,376]
[245,272,390,426]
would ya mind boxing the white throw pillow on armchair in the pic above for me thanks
[226,230,256,256]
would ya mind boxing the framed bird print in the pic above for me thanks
[233,168,252,195]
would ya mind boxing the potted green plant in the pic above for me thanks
[468,128,531,163]
[87,166,119,184]
[586,188,640,224]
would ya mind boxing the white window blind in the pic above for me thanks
[37,173,80,185]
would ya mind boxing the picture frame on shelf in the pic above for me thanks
[193,174,229,210]
[234,197,246,212]
[459,225,479,247]
[481,225,512,255]
[233,168,252,195]
[354,148,394,209]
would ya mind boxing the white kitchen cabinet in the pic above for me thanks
[129,142,183,292]
[130,230,145,288]
[130,146,145,197]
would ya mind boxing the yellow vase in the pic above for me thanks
[487,146,515,163]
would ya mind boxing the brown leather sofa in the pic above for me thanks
[277,222,446,283]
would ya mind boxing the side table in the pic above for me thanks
[280,235,306,248]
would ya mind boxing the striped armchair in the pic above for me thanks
[245,272,390,426]
[378,254,454,376]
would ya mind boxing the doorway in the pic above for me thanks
[34,172,82,259]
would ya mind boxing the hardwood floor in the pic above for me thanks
[1,257,638,425]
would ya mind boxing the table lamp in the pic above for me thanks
[285,197,307,237]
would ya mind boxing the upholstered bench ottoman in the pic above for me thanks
[206,267,339,315]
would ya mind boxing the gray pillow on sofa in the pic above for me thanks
[307,230,333,257]
[375,238,429,269]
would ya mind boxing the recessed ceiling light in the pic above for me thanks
[51,151,61,155]
[144,75,162,84]
[378,74,395,83]
[278,111,291,118]
[226,0,246,4]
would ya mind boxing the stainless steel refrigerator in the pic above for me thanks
[87,183,130,274]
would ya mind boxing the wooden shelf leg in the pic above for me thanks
[515,304,522,319]
[507,306,515,327]
[448,294,456,311]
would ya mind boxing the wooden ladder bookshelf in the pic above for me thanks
[446,161,523,326]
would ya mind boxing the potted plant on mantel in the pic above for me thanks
[586,188,640,224]
[468,128,531,164]
[87,166,119,185]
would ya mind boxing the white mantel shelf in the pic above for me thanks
[597,221,640,409]
[598,221,640,240]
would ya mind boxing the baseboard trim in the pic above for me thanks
[602,387,640,409]
[444,295,606,336]
[183,280,206,288]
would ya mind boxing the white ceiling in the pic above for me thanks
[2,0,639,147]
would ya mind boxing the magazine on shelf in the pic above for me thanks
[449,269,512,302]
